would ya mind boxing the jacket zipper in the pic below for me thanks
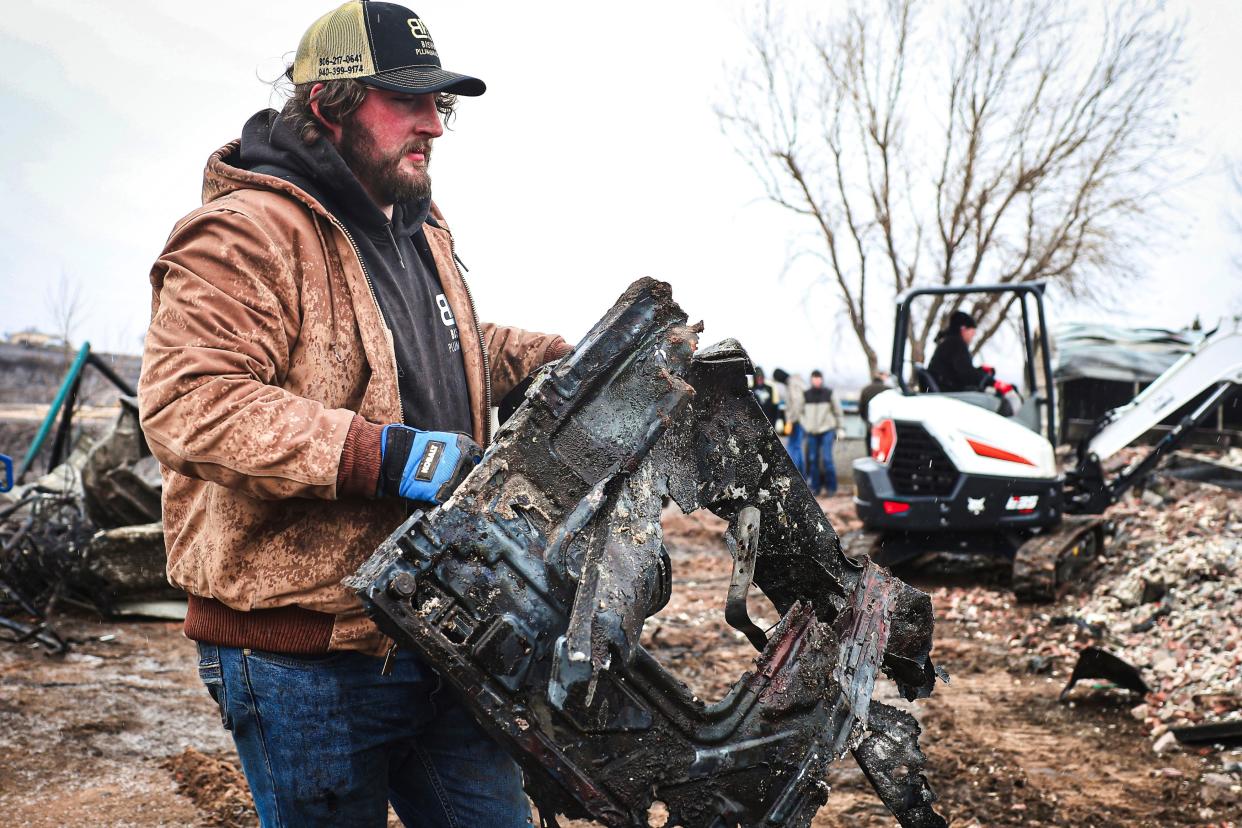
[446,231,492,445]
[331,218,406,426]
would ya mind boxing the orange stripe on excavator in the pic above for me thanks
[966,438,1035,466]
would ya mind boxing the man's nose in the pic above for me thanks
[416,96,444,137]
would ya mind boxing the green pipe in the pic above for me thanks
[19,341,91,479]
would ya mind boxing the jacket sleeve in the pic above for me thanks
[138,209,356,501]
[481,323,570,402]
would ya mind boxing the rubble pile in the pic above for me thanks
[162,748,257,828]
[1038,473,1241,743]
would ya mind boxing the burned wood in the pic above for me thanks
[351,278,946,827]
[1170,719,1242,748]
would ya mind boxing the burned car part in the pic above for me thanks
[350,278,946,827]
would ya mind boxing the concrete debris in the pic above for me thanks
[1024,470,1241,748]
[84,522,178,608]
[81,399,162,527]
[350,279,946,828]
[1198,771,1242,807]
[1153,731,1180,755]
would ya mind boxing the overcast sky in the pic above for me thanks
[2,1,1240,387]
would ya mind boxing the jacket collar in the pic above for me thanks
[203,121,444,238]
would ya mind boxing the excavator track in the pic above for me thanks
[1011,516,1106,603]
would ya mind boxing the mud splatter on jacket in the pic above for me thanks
[138,129,565,655]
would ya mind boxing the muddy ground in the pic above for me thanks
[0,495,1236,827]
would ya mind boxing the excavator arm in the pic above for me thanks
[1065,322,1242,514]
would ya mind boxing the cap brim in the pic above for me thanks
[365,66,486,97]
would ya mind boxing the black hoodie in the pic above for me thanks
[237,109,472,435]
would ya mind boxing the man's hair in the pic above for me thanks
[811,369,823,379]
[279,68,457,145]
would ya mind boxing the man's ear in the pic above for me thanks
[308,82,345,143]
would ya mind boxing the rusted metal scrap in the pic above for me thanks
[350,278,947,827]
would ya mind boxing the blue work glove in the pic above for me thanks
[378,425,482,504]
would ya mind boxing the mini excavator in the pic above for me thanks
[850,283,1242,600]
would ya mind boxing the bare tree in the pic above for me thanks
[719,0,1186,375]
[45,269,87,352]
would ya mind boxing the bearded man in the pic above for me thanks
[138,3,568,824]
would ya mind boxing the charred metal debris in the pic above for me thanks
[351,279,947,827]
[0,401,170,652]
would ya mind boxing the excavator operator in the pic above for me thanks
[927,311,1016,407]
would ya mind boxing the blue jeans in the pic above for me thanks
[196,643,530,828]
[785,422,807,479]
[806,429,837,494]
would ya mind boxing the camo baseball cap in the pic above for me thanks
[292,1,485,96]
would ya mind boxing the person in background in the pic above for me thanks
[772,368,806,479]
[802,370,844,496]
[858,370,892,449]
[751,366,781,425]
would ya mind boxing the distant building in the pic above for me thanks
[1053,323,1241,443]
[5,329,67,349]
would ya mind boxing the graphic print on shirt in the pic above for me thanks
[435,293,461,353]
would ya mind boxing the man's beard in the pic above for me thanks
[338,118,432,205]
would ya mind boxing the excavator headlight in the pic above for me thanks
[871,419,896,464]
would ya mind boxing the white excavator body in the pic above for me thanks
[850,283,1241,600]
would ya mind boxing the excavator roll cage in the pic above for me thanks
[890,282,1058,442]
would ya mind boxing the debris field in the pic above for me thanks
[0,278,1238,826]
[1,476,1240,826]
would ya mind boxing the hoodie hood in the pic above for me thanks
[234,109,430,236]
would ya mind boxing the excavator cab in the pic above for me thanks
[853,282,1242,601]
[892,283,1058,438]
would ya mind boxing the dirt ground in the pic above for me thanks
[0,495,1236,827]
